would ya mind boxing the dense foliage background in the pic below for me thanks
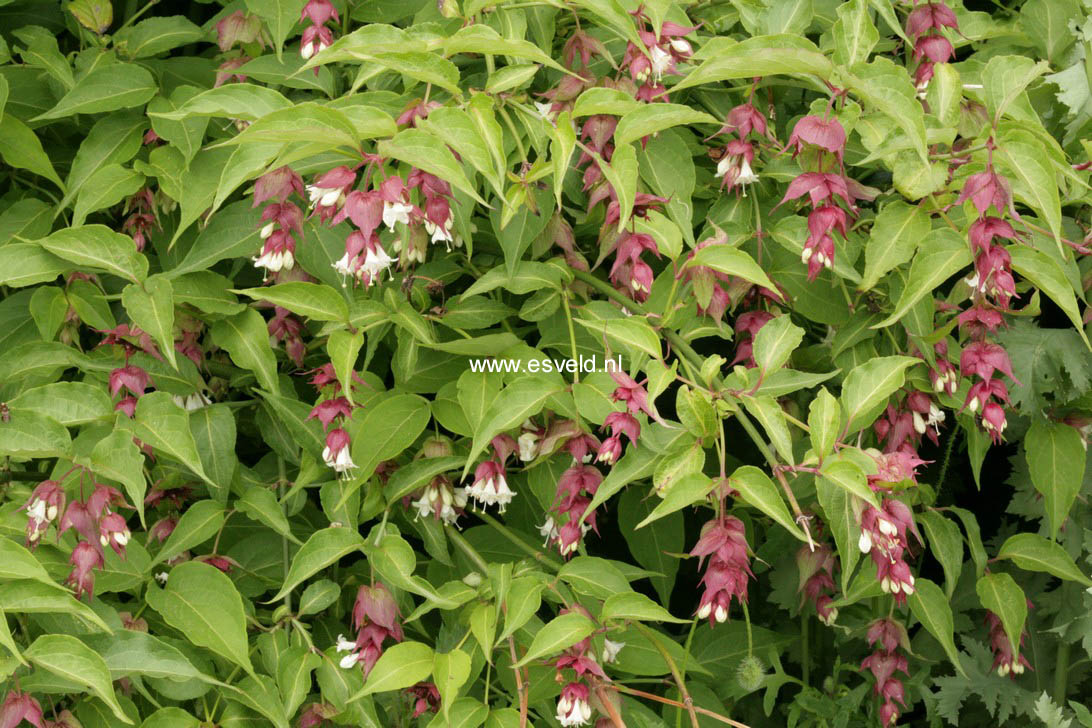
[2,0,1092,726]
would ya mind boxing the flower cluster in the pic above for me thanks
[861,618,910,726]
[552,610,607,727]
[856,498,920,604]
[99,324,160,418]
[874,389,945,457]
[620,9,695,102]
[307,363,360,476]
[780,115,866,281]
[251,166,306,276]
[213,10,264,87]
[596,372,653,465]
[23,475,133,601]
[712,101,769,194]
[691,516,753,624]
[986,605,1032,678]
[0,691,43,728]
[731,311,774,367]
[906,0,958,91]
[467,434,519,512]
[299,0,339,61]
[337,582,403,676]
[546,462,603,557]
[796,539,838,625]
[605,195,667,301]
[404,682,440,718]
[121,187,159,252]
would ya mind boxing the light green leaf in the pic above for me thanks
[918,510,963,598]
[149,84,292,122]
[840,356,920,434]
[0,411,71,458]
[752,315,803,376]
[685,244,777,291]
[34,63,157,120]
[122,275,176,369]
[8,382,111,426]
[860,201,930,291]
[731,465,807,542]
[807,388,841,460]
[819,457,879,508]
[601,592,689,623]
[25,634,132,723]
[675,35,832,91]
[210,308,280,394]
[514,613,596,667]
[269,527,364,602]
[575,316,662,360]
[115,15,203,58]
[37,225,148,283]
[154,500,225,565]
[146,561,254,675]
[982,55,1049,124]
[907,577,966,677]
[379,129,486,205]
[832,0,878,66]
[0,581,111,632]
[134,392,213,485]
[235,282,349,323]
[997,532,1092,586]
[0,113,65,190]
[975,572,1027,664]
[433,649,472,721]
[1009,246,1087,343]
[613,103,719,147]
[996,142,1062,253]
[87,429,147,525]
[350,642,434,700]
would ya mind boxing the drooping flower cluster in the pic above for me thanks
[0,690,43,728]
[251,166,306,276]
[905,1,958,91]
[731,311,774,367]
[268,305,307,368]
[596,372,654,465]
[547,463,602,557]
[23,475,133,601]
[337,582,403,676]
[986,604,1032,678]
[307,363,360,476]
[552,610,607,727]
[874,389,945,455]
[856,498,920,604]
[99,323,159,418]
[605,195,667,301]
[299,0,339,61]
[691,516,753,624]
[796,540,838,625]
[404,682,440,718]
[780,115,867,281]
[711,101,769,194]
[467,434,519,512]
[861,618,910,726]
[121,187,159,252]
[213,10,264,87]
[620,9,695,102]
[406,436,468,526]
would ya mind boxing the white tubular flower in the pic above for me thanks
[517,431,540,462]
[601,639,625,664]
[736,158,759,185]
[649,45,672,82]
[382,201,414,231]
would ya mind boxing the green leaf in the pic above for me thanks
[819,456,879,508]
[807,388,841,460]
[996,533,1092,586]
[351,641,434,699]
[146,561,254,675]
[149,84,291,122]
[346,393,431,489]
[34,63,157,120]
[860,201,930,291]
[463,376,565,478]
[72,163,145,226]
[25,634,132,723]
[369,52,463,96]
[188,403,238,504]
[0,581,111,633]
[575,317,662,361]
[832,0,878,66]
[37,225,148,283]
[840,356,920,434]
[846,59,928,163]
[975,572,1027,663]
[675,35,832,91]
[996,142,1062,252]
[498,576,545,643]
[122,275,176,369]
[134,392,214,485]
[433,649,472,721]
[1009,239,1086,341]
[154,499,225,565]
[490,185,552,277]
[572,87,642,117]
[0,113,65,190]
[0,243,69,287]
[873,228,969,328]
[115,15,203,58]
[169,200,262,275]
[384,455,464,503]
[815,474,859,594]
[328,329,363,404]
[210,308,280,394]
[421,107,502,196]
[548,111,576,207]
[1025,420,1086,541]
[638,130,695,246]
[636,471,713,528]
[685,244,777,292]
[907,577,966,677]
[0,411,71,458]
[378,129,486,205]
[8,382,111,426]
[277,647,321,718]
[269,527,364,602]
[982,55,1049,124]
[918,510,963,598]
[444,24,568,73]
[730,465,808,542]
[741,395,794,464]
[0,538,57,587]
[222,102,371,151]
[245,0,306,59]
[83,630,211,682]
[223,674,290,728]
[86,429,147,525]
[613,103,719,147]
[601,592,689,623]
[298,580,341,616]
[235,282,349,323]
[600,142,637,231]
[514,612,596,667]
[752,315,803,376]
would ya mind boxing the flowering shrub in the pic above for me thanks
[3,0,1092,726]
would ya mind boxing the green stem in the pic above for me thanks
[445,524,490,573]
[935,426,959,497]
[741,601,753,657]
[278,457,291,614]
[1054,640,1070,704]
[561,289,581,384]
[476,511,563,571]
[801,613,810,687]
[633,622,701,728]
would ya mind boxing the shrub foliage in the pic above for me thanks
[2,0,1092,726]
